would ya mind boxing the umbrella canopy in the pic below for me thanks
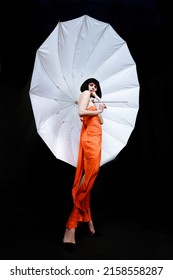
[29,15,139,167]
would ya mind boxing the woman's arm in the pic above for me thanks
[98,113,104,125]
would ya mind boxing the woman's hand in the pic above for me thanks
[98,103,107,112]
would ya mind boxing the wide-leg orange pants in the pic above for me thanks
[66,107,102,229]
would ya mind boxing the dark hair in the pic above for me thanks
[80,78,102,99]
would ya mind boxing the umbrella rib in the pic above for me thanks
[71,19,84,88]
[94,101,128,103]
[71,110,82,165]
[57,22,75,100]
[81,22,109,75]
[102,125,129,145]
[103,114,136,128]
[37,49,74,102]
[81,20,125,76]
[71,16,110,77]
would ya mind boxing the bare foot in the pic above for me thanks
[63,228,76,244]
[88,220,95,235]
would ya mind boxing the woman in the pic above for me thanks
[63,78,106,248]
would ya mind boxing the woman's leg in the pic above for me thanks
[88,220,95,234]
[63,175,86,244]
[79,174,85,187]
[77,175,95,233]
[63,228,76,244]
[63,160,99,243]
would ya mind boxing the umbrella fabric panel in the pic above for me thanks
[102,117,135,145]
[101,118,135,166]
[101,65,139,95]
[36,26,71,97]
[38,105,82,167]
[30,54,74,128]
[100,87,139,108]
[57,16,89,99]
[30,95,61,130]
[30,94,75,132]
[101,132,125,166]
[102,106,139,128]
[70,16,125,88]
[29,54,64,99]
[93,43,135,82]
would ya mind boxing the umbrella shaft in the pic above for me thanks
[94,101,128,103]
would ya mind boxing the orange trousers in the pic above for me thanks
[66,107,102,229]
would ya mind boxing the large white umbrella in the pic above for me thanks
[29,15,139,167]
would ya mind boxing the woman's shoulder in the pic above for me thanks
[80,90,90,99]
[82,90,90,95]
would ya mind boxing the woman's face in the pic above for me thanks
[88,82,98,95]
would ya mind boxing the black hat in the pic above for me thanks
[80,78,102,99]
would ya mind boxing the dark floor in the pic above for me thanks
[1,213,173,260]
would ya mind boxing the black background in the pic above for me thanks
[0,0,173,259]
